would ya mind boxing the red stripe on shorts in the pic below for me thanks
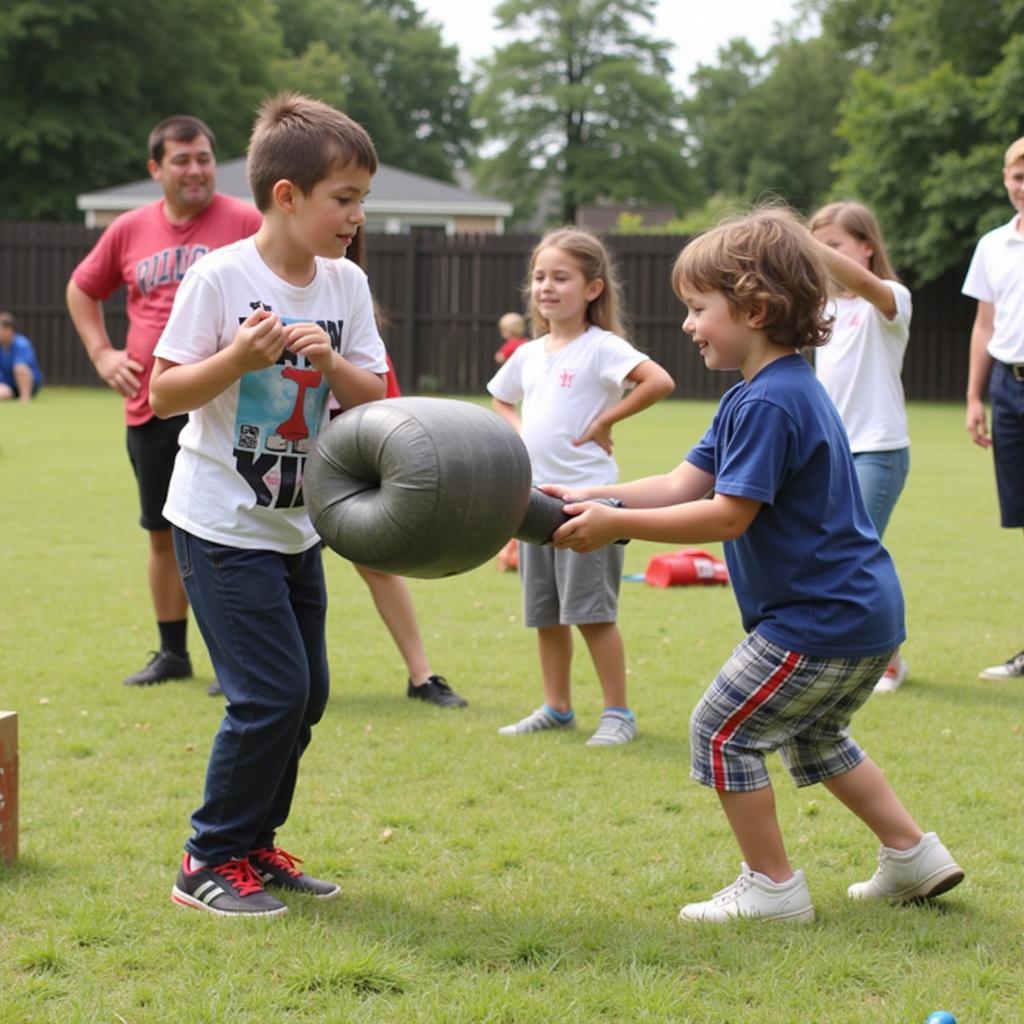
[710,648,802,789]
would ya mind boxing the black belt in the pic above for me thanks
[1000,361,1024,381]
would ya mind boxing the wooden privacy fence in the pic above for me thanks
[0,222,976,402]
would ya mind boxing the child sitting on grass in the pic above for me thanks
[546,208,963,922]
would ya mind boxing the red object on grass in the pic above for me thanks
[645,549,729,588]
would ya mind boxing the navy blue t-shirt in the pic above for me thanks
[686,354,905,658]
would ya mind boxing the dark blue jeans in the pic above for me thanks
[991,361,1024,528]
[172,528,329,863]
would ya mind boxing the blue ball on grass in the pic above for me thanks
[925,1013,957,1024]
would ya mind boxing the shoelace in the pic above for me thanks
[213,858,265,897]
[253,846,304,878]
[713,874,752,905]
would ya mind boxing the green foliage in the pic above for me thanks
[472,0,696,225]
[833,32,1024,283]
[0,0,475,221]
[1,390,1023,1022]
[274,0,476,181]
[613,194,749,236]
[682,33,854,215]
[0,0,281,220]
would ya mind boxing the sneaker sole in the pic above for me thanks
[901,865,965,900]
[849,865,965,902]
[264,881,342,900]
[171,886,289,917]
[679,905,815,924]
[124,675,193,687]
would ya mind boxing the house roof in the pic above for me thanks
[76,157,512,218]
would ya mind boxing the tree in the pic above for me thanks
[273,0,476,181]
[681,28,854,215]
[0,0,281,220]
[682,40,765,201]
[471,0,696,225]
[828,1,1024,281]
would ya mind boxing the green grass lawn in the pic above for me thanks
[1,388,1022,1024]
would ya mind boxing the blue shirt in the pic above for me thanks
[0,333,43,390]
[686,354,904,658]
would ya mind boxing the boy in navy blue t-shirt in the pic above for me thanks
[547,209,963,923]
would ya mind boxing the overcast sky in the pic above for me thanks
[415,0,803,91]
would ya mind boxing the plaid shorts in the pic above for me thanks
[689,632,894,792]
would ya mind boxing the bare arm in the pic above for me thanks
[552,489,760,553]
[491,397,522,433]
[66,279,144,397]
[542,458,714,508]
[811,238,898,319]
[965,300,995,449]
[574,358,676,453]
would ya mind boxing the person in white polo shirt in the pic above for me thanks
[962,136,1024,683]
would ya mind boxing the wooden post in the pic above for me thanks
[0,712,17,864]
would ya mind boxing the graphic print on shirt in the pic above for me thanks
[135,245,211,297]
[232,311,344,509]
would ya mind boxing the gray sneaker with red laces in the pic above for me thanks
[249,846,341,899]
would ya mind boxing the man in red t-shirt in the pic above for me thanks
[67,115,262,689]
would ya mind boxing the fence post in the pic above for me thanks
[398,230,418,393]
[0,711,17,865]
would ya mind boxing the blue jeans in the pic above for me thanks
[172,529,329,863]
[990,361,1024,528]
[853,448,909,540]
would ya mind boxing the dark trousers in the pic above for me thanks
[991,361,1024,529]
[172,528,329,863]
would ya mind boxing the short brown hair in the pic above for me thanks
[672,208,833,349]
[247,92,378,212]
[148,116,215,164]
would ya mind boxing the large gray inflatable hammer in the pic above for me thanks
[304,397,572,578]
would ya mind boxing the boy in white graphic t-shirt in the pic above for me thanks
[150,93,388,917]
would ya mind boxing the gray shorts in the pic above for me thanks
[519,541,624,628]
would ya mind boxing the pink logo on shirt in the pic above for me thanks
[558,369,576,388]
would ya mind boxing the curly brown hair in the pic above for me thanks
[672,207,833,349]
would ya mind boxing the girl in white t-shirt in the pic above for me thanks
[810,201,912,694]
[488,228,674,745]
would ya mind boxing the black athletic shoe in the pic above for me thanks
[249,846,341,899]
[170,855,288,917]
[406,674,469,708]
[122,650,193,686]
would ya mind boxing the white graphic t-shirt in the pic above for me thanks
[154,238,388,553]
[487,326,648,487]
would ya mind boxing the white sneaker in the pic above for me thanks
[497,707,576,736]
[978,649,1024,682]
[679,863,815,923]
[874,654,908,693]
[586,710,637,746]
[847,832,964,901]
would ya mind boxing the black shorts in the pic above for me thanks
[125,415,188,531]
